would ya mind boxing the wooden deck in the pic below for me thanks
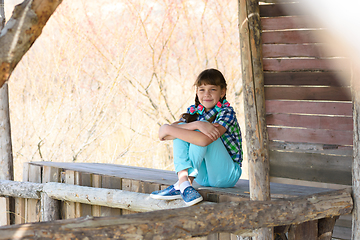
[30,161,333,200]
[0,161,348,239]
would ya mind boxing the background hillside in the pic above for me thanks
[5,0,246,180]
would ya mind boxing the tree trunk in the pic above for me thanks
[0,188,352,240]
[238,0,272,238]
[0,0,63,87]
[0,0,4,29]
[0,1,14,226]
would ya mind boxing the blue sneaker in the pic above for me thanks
[150,185,182,200]
[181,186,203,206]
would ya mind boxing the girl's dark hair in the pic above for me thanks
[182,69,227,123]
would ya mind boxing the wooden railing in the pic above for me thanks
[0,161,353,239]
[0,179,353,239]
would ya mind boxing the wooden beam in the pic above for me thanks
[0,0,63,87]
[0,188,352,240]
[239,0,272,238]
[0,180,42,199]
[42,182,200,212]
[0,180,209,212]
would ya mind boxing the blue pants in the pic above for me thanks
[173,138,242,188]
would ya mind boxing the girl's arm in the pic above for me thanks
[159,122,226,147]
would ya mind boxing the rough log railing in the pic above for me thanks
[0,180,210,212]
[0,179,353,239]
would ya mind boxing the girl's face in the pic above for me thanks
[196,84,226,112]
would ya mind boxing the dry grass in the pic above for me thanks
[5,0,246,181]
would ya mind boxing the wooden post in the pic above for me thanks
[91,174,102,217]
[26,165,41,223]
[101,176,121,217]
[288,220,318,240]
[64,170,76,219]
[41,166,60,221]
[318,217,338,240]
[78,172,92,217]
[238,0,272,239]
[352,66,360,239]
[15,163,29,224]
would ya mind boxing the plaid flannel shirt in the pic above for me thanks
[183,105,243,166]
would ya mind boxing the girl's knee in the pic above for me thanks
[211,180,236,188]
[210,167,242,188]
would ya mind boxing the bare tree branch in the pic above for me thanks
[0,0,63,87]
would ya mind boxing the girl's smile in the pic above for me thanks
[196,84,226,112]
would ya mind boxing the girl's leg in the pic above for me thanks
[172,138,194,174]
[173,138,207,183]
[150,138,203,203]
[190,138,241,188]
[173,138,204,205]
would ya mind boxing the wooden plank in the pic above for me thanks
[266,114,353,131]
[261,16,321,31]
[269,141,353,153]
[26,164,41,223]
[267,126,352,146]
[14,198,25,225]
[269,150,352,185]
[78,172,92,217]
[264,72,349,87]
[265,86,351,101]
[15,163,29,225]
[261,16,323,31]
[259,3,304,17]
[30,162,178,187]
[260,0,301,3]
[121,179,137,215]
[74,172,81,218]
[265,100,352,116]
[101,176,121,217]
[64,170,76,219]
[0,189,352,240]
[91,174,102,217]
[288,220,318,240]
[262,30,323,44]
[263,58,349,72]
[0,198,9,226]
[263,44,331,58]
[318,217,338,240]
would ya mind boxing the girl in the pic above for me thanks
[150,69,242,206]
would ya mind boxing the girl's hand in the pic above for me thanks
[159,124,169,141]
[196,121,221,141]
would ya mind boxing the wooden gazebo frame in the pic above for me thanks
[0,0,359,239]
